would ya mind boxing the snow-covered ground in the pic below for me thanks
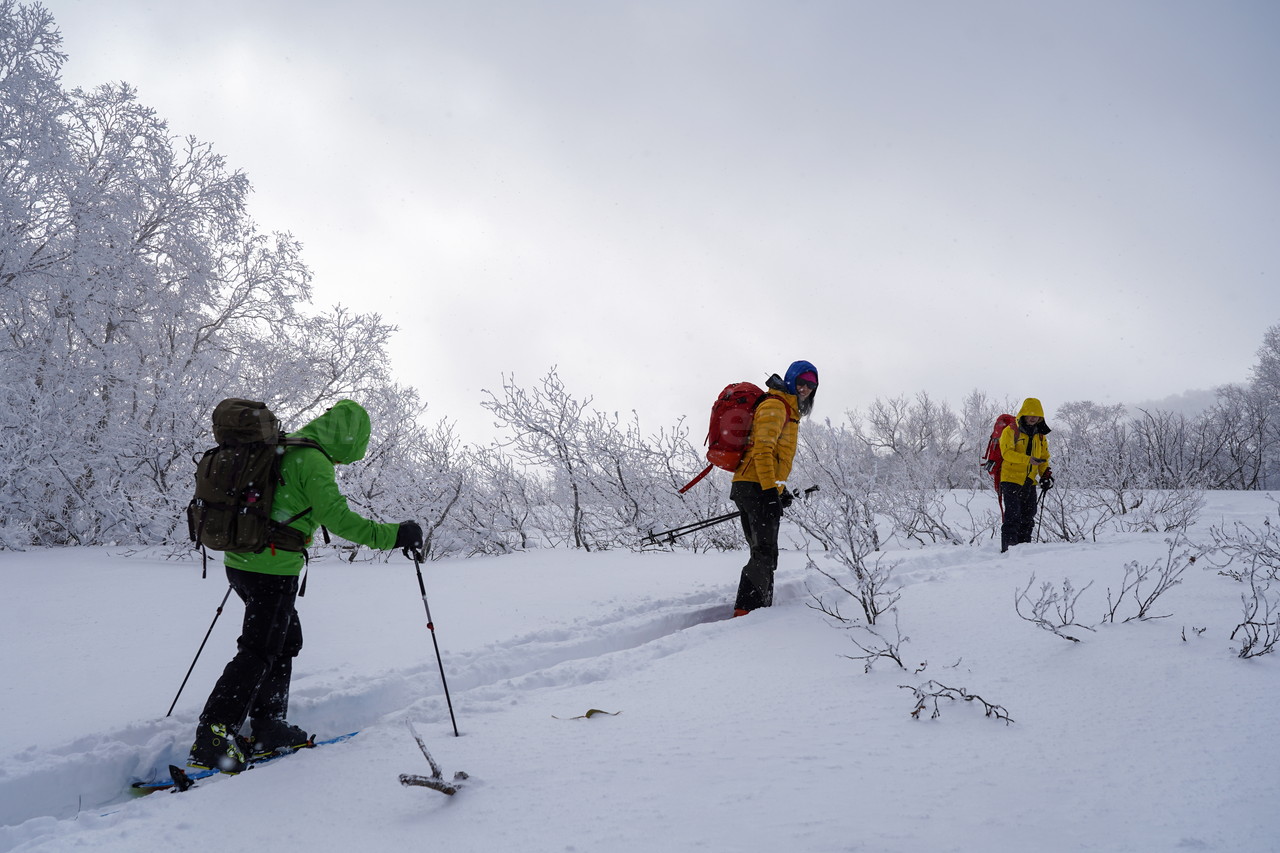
[2,491,1278,852]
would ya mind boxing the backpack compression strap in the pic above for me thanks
[678,464,715,494]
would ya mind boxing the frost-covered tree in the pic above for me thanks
[461,444,544,554]
[0,65,306,543]
[1248,322,1280,488]
[791,416,887,561]
[1207,385,1267,489]
[0,4,419,548]
[481,369,595,549]
[481,367,714,551]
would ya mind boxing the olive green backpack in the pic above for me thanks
[186,399,325,555]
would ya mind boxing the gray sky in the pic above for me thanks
[41,0,1280,440]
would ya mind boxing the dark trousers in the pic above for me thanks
[199,567,303,732]
[1000,481,1038,552]
[731,481,782,612]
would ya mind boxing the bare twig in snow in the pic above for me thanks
[1015,574,1096,643]
[899,681,1014,725]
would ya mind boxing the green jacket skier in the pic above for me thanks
[225,399,401,575]
[188,400,423,773]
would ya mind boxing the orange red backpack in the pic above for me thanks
[981,413,1017,515]
[981,413,1017,487]
[679,382,794,493]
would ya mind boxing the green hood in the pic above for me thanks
[292,399,372,464]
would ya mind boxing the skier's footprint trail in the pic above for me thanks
[0,586,740,830]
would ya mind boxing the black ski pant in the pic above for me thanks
[731,481,782,612]
[1000,481,1038,552]
[199,567,303,733]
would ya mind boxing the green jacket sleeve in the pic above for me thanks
[284,447,399,550]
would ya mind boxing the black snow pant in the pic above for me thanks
[731,481,783,612]
[1000,481,1038,552]
[199,567,303,733]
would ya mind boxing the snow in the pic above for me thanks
[2,491,1278,853]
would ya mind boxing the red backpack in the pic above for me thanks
[981,413,1017,492]
[678,382,794,493]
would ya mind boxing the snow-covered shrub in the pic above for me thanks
[806,552,902,629]
[790,418,887,558]
[1040,401,1206,540]
[1204,500,1280,658]
[1014,575,1096,643]
[1101,536,1198,623]
[482,368,718,552]
[901,681,1014,724]
[1206,501,1280,583]
[460,446,545,554]
[942,488,1002,546]
[791,422,908,666]
[1230,573,1280,659]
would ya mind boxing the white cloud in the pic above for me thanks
[41,0,1280,441]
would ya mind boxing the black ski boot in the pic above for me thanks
[250,719,312,757]
[188,722,248,773]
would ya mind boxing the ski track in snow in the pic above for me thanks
[1,577,797,830]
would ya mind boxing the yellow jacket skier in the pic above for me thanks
[730,360,818,615]
[998,397,1052,552]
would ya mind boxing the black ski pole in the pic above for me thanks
[1034,486,1048,541]
[646,511,742,546]
[646,485,820,545]
[166,585,232,717]
[409,547,460,737]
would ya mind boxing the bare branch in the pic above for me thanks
[899,681,1014,725]
[1014,574,1096,643]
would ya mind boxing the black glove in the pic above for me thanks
[1040,473,1054,491]
[760,487,782,514]
[780,489,795,510]
[396,520,424,557]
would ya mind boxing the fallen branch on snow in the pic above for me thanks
[900,680,1014,725]
[399,720,469,796]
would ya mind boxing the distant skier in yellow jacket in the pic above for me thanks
[999,397,1053,552]
[730,360,818,615]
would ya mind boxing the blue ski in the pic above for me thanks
[130,731,359,794]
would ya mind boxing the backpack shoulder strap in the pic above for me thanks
[281,435,332,462]
[756,392,795,424]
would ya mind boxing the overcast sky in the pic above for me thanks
[41,0,1280,441]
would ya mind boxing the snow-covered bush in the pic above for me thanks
[1014,575,1096,643]
[1014,537,1198,643]
[1039,401,1207,540]
[482,368,718,551]
[901,681,1014,724]
[788,420,908,667]
[1230,573,1280,659]
[1206,501,1280,584]
[1101,535,1199,623]
[1205,499,1280,658]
